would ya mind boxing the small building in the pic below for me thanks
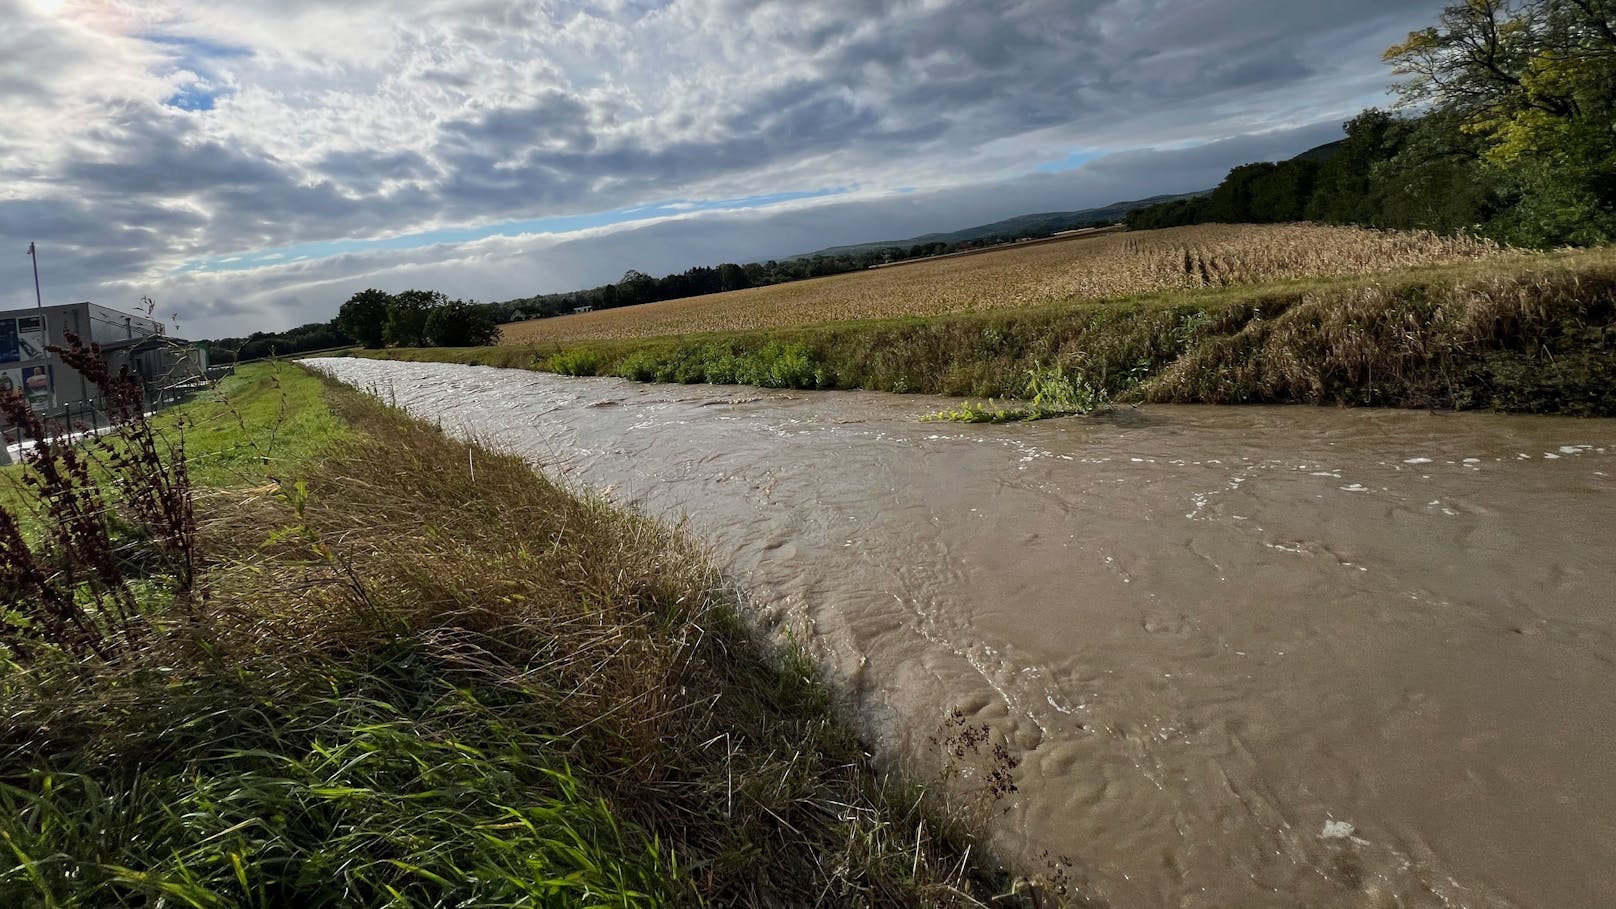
[571,304,595,314]
[0,301,206,414]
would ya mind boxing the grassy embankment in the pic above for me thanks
[362,225,1616,417]
[0,363,1018,907]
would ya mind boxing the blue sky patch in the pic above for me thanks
[1035,150,1103,173]
[165,85,229,111]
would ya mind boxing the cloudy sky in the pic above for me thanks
[0,0,1444,338]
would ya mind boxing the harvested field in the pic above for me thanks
[500,224,1513,344]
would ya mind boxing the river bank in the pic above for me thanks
[0,363,1015,907]
[360,246,1616,416]
[306,357,1616,908]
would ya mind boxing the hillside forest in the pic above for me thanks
[1128,0,1616,247]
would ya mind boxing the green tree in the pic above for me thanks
[1247,159,1321,222]
[424,300,500,347]
[1367,111,1499,233]
[1386,0,1616,245]
[1201,162,1302,223]
[336,289,393,349]
[716,263,750,292]
[384,290,444,348]
[1306,110,1408,225]
[616,270,656,307]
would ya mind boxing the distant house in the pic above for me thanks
[571,305,594,314]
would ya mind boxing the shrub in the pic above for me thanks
[547,348,601,376]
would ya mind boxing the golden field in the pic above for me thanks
[500,223,1512,344]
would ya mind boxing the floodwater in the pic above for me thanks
[307,359,1616,909]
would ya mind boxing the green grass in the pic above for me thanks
[2,361,1013,907]
[2,362,348,540]
[358,248,1616,416]
[2,645,681,907]
[923,364,1111,423]
[167,361,349,486]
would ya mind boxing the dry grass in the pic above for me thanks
[375,245,1616,416]
[2,365,1016,907]
[1143,249,1616,411]
[501,224,1513,344]
[218,379,1012,906]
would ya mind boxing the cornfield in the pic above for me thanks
[501,224,1513,344]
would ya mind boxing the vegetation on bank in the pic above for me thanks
[1,362,1025,906]
[922,365,1111,423]
[361,246,1616,418]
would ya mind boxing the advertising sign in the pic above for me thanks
[21,364,51,407]
[0,368,20,395]
[0,319,16,363]
[16,315,45,360]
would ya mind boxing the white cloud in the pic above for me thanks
[0,0,1451,335]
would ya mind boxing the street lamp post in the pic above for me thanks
[26,242,42,310]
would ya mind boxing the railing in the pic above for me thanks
[2,363,233,464]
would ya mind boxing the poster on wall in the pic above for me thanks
[21,364,51,407]
[16,315,46,360]
[0,319,17,363]
[0,368,20,395]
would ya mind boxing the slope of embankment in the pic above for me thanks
[366,226,1616,417]
[0,363,1017,906]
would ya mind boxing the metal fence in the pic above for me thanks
[2,362,236,466]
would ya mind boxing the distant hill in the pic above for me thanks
[798,193,1208,258]
[1292,140,1346,163]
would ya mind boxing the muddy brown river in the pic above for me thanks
[308,359,1616,909]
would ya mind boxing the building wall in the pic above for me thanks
[0,302,168,410]
[86,302,163,346]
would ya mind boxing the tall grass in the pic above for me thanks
[1142,261,1616,413]
[0,334,197,662]
[0,648,682,906]
[1,364,1017,907]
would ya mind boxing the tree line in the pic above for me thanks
[209,290,499,361]
[1128,0,1615,249]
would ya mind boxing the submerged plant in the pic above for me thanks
[923,363,1109,423]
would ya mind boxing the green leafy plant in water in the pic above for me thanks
[923,363,1109,423]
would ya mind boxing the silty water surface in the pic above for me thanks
[308,358,1616,909]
